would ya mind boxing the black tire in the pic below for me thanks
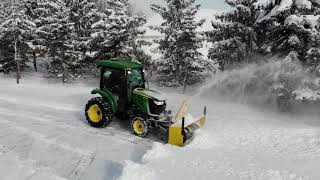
[130,117,151,138]
[85,97,114,128]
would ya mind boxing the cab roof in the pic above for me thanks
[97,60,143,70]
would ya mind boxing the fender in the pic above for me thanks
[91,88,117,113]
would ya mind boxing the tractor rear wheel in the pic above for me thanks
[85,97,113,128]
[131,117,151,138]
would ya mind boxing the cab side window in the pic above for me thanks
[104,71,112,79]
[101,69,112,89]
[102,69,125,94]
[128,69,143,87]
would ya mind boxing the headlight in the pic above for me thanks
[154,100,164,106]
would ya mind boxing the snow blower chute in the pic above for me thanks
[168,98,206,146]
[84,60,206,147]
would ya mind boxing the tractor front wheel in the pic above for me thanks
[85,97,113,128]
[131,117,151,138]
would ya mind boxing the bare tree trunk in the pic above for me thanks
[15,41,20,84]
[183,70,188,94]
[62,73,65,84]
[62,52,65,84]
[33,51,37,72]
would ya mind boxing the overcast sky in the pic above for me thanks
[130,0,228,15]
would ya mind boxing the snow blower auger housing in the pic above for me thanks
[85,60,206,147]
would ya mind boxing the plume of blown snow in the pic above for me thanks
[197,57,320,112]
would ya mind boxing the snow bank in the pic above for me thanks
[117,160,155,180]
[117,143,173,180]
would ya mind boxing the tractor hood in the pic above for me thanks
[133,88,166,101]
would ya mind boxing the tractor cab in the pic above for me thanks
[97,60,146,115]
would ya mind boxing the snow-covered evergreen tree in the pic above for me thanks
[209,0,320,70]
[70,0,98,58]
[151,0,206,87]
[0,1,36,73]
[208,0,258,70]
[31,0,52,55]
[24,0,43,72]
[306,31,320,75]
[36,0,80,81]
[209,0,320,108]
[90,0,146,60]
[255,0,320,64]
[0,2,7,21]
[126,6,150,67]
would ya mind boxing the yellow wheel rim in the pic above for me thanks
[133,119,145,135]
[87,105,102,123]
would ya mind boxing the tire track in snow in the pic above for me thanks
[68,152,96,180]
[0,118,91,155]
[0,97,154,146]
[0,130,102,180]
[0,119,93,179]
[0,96,154,180]
[0,106,152,147]
[0,150,69,180]
[0,96,79,112]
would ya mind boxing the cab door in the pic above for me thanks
[127,68,145,103]
[100,68,127,113]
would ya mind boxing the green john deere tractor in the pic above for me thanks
[85,60,206,147]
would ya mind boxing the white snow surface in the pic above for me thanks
[0,74,320,180]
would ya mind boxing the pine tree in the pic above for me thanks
[31,0,52,55]
[70,0,98,58]
[209,0,320,108]
[37,0,80,81]
[0,2,9,72]
[90,0,147,60]
[151,0,206,87]
[255,0,320,63]
[207,0,258,70]
[209,0,320,70]
[306,28,320,75]
[0,2,7,21]
[0,1,36,74]
[25,0,42,72]
[126,3,150,66]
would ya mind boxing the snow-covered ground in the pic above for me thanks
[0,74,320,180]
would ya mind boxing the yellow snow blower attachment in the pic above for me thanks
[168,98,206,147]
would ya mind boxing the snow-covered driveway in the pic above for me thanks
[0,77,319,180]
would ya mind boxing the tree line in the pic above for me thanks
[0,0,319,88]
[0,0,148,82]
[209,0,320,74]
